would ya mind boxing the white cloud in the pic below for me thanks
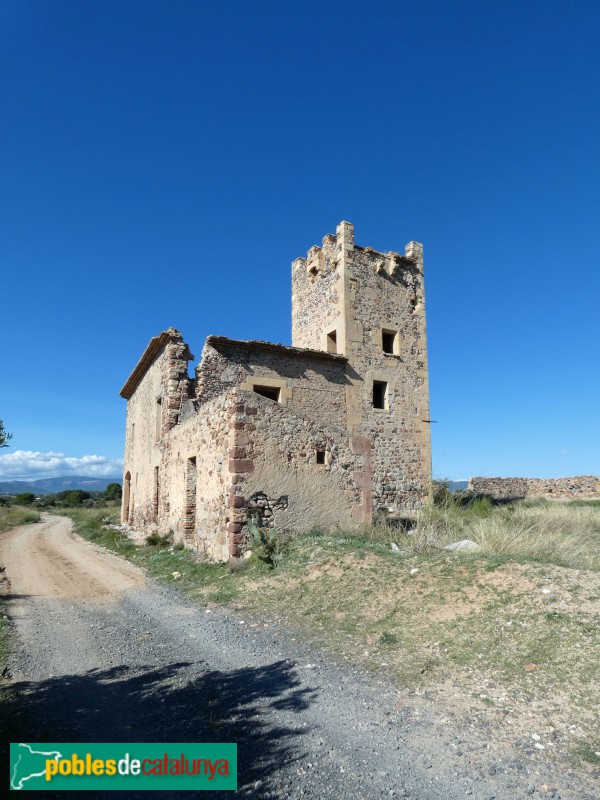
[0,450,123,481]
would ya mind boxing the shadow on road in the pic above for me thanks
[2,658,317,797]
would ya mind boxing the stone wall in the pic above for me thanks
[291,221,432,512]
[345,240,431,510]
[227,388,367,553]
[195,337,348,429]
[153,386,367,559]
[468,476,600,500]
[292,232,343,353]
[162,393,236,560]
[120,329,194,530]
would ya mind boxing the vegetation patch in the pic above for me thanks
[59,502,600,765]
[0,506,40,534]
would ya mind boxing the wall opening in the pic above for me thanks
[155,397,162,442]
[315,449,326,465]
[184,456,197,541]
[122,471,131,523]
[253,385,281,402]
[373,380,388,410]
[382,330,396,354]
[326,330,337,353]
[153,466,159,521]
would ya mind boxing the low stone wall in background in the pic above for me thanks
[468,475,600,500]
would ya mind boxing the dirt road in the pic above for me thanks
[1,516,596,799]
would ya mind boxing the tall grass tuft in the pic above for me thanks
[407,499,600,570]
[0,506,41,534]
[471,502,600,570]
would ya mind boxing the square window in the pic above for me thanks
[373,380,388,410]
[253,385,280,402]
[316,449,326,465]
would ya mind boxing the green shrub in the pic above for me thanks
[15,493,35,506]
[146,531,173,548]
[432,479,455,508]
[247,511,279,568]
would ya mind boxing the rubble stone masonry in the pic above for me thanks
[469,476,600,500]
[120,222,432,560]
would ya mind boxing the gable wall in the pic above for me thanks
[195,341,347,429]
[122,348,165,529]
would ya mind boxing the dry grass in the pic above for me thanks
[0,506,40,534]
[407,500,600,571]
[63,502,600,766]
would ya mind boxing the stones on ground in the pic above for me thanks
[444,539,480,552]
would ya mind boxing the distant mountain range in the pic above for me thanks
[0,475,469,496]
[0,476,122,495]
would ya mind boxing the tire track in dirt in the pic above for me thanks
[0,516,596,800]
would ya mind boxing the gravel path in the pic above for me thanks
[0,516,596,799]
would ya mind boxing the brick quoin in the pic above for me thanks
[228,459,255,474]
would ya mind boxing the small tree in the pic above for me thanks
[15,492,35,506]
[0,419,12,448]
[56,489,92,506]
[105,482,122,501]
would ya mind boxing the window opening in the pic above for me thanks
[122,471,131,523]
[382,330,396,354]
[184,457,197,541]
[326,330,337,353]
[153,466,159,521]
[155,397,162,442]
[373,380,388,410]
[253,386,281,402]
[316,449,326,465]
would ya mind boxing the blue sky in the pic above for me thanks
[1,0,598,481]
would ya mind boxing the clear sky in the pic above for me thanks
[1,0,598,482]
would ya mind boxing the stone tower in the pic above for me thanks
[291,221,432,511]
[121,220,433,562]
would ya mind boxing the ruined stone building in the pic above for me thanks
[120,222,432,560]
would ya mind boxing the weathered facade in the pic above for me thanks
[120,222,432,560]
